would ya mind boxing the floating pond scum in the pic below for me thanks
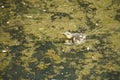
[0,0,120,80]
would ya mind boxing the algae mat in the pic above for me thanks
[0,0,120,80]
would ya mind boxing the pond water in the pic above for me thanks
[0,0,120,80]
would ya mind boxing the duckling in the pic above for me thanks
[63,31,86,45]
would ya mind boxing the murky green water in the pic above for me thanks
[0,0,120,80]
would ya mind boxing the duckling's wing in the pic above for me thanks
[72,33,86,40]
[72,33,81,37]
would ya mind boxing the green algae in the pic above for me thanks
[0,0,120,80]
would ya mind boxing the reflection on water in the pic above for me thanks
[0,0,120,80]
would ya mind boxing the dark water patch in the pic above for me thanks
[34,65,54,80]
[9,44,26,54]
[100,71,120,80]
[114,9,120,21]
[91,34,111,41]
[94,37,111,54]
[61,47,85,59]
[40,6,73,21]
[1,63,25,80]
[4,24,28,57]
[0,0,32,26]
[53,67,76,80]
[77,0,92,10]
[34,40,56,53]
[85,17,101,30]
[14,0,32,16]
[29,61,55,80]
[0,43,9,52]
[21,70,35,80]
[0,1,11,8]
[27,33,37,40]
[107,71,120,80]
[29,62,37,72]
[0,12,11,26]
[92,33,120,67]
[5,26,27,44]
[9,25,26,40]
[76,0,98,30]
[50,12,73,21]
[115,14,120,21]
[82,75,91,80]
[32,40,56,61]
[0,0,23,25]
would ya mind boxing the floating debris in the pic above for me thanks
[1,5,5,8]
[86,47,90,51]
[2,50,7,53]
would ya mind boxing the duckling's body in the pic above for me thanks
[63,32,86,45]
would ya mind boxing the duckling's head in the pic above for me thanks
[63,32,73,39]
